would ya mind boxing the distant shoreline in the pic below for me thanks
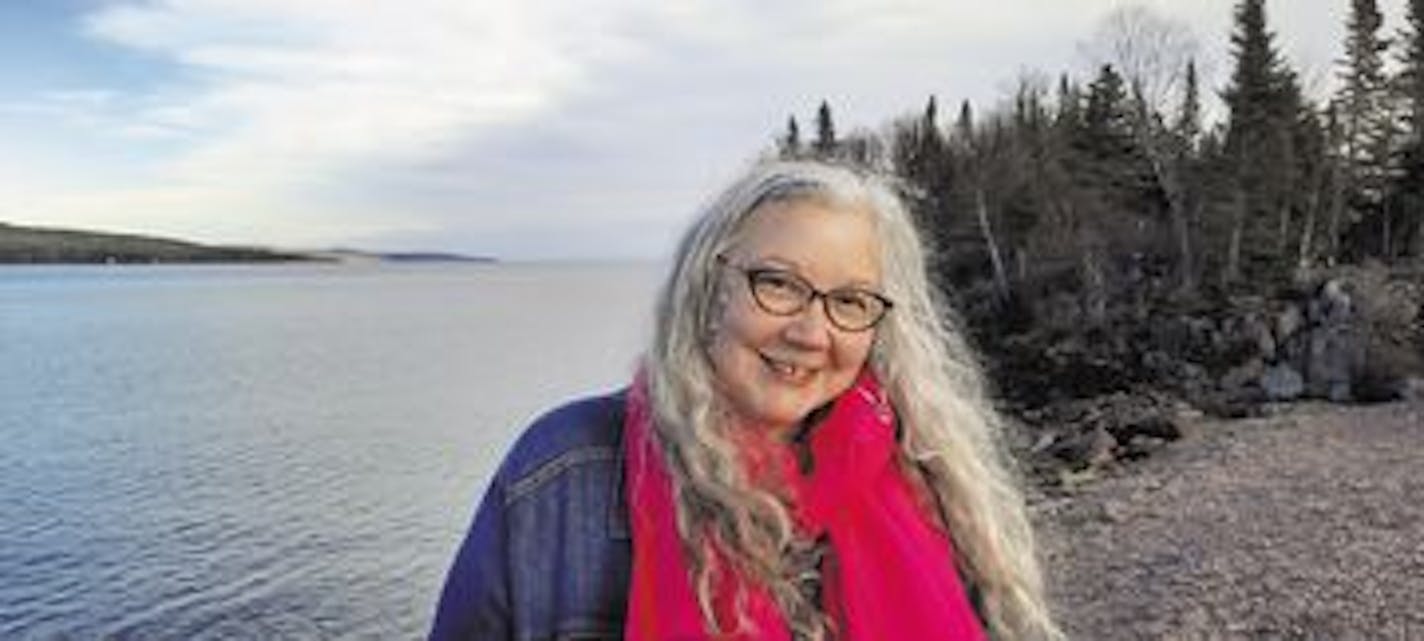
[0,222,495,265]
[302,249,497,264]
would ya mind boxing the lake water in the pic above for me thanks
[0,262,662,640]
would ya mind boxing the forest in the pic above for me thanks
[772,0,1424,474]
[0,222,309,264]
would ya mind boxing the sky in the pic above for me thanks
[0,0,1411,260]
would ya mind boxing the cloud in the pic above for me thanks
[9,0,1397,257]
[4,0,644,247]
[75,0,1121,166]
[81,0,617,174]
[50,1,1112,254]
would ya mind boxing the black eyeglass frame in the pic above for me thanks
[714,254,894,332]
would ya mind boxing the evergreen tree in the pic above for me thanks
[1055,73,1082,132]
[1393,140,1424,259]
[1336,0,1397,258]
[891,96,952,227]
[1389,0,1424,256]
[1074,65,1158,234]
[1067,65,1168,306]
[955,99,975,147]
[1005,81,1053,269]
[1220,0,1303,282]
[1081,65,1134,151]
[1401,0,1424,139]
[838,129,886,170]
[814,100,837,157]
[949,100,1011,298]
[778,115,802,159]
[1175,60,1202,149]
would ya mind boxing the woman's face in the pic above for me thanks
[707,198,882,439]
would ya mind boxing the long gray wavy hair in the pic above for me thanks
[643,159,1061,641]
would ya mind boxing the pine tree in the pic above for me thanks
[814,100,837,158]
[1220,0,1302,282]
[1336,0,1396,258]
[1005,81,1053,267]
[1069,65,1167,309]
[1389,0,1424,256]
[916,94,945,175]
[950,100,1011,298]
[955,99,974,147]
[1055,73,1082,132]
[778,116,802,159]
[891,97,954,253]
[1175,60,1202,150]
[891,97,949,210]
[1081,65,1134,152]
[1074,66,1158,231]
[1401,0,1424,139]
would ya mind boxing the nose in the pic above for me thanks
[780,297,834,350]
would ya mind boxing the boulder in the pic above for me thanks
[1221,358,1265,397]
[1275,304,1304,343]
[1246,314,1276,361]
[1320,278,1354,322]
[1260,363,1305,401]
[1401,377,1424,402]
[1306,327,1357,402]
[1049,426,1117,470]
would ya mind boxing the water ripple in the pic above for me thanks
[0,263,658,639]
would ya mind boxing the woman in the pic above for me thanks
[429,160,1061,640]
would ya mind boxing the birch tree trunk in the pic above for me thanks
[974,184,1011,300]
[1226,185,1246,284]
[1297,181,1320,271]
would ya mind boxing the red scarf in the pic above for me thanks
[623,369,988,640]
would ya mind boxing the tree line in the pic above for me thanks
[0,222,309,264]
[774,0,1424,315]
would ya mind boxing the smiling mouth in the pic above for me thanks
[761,353,814,384]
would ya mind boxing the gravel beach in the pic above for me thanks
[1035,400,1424,641]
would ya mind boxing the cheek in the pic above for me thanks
[836,334,876,370]
[714,293,773,348]
[707,305,759,374]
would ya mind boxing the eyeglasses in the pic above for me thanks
[716,255,893,332]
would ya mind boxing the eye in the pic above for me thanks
[828,290,874,316]
[752,270,805,296]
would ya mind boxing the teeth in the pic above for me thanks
[765,356,808,381]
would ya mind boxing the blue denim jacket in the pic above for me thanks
[429,390,632,641]
[428,390,988,640]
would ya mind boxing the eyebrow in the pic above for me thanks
[748,254,881,291]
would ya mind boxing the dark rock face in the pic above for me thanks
[975,264,1424,479]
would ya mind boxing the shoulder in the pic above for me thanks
[496,388,629,499]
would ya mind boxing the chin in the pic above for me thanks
[749,398,823,433]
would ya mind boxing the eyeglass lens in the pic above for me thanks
[746,269,886,330]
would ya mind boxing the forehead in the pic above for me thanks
[735,198,882,284]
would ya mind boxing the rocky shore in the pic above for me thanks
[968,262,1424,639]
[989,264,1424,484]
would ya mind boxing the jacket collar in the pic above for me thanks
[608,388,631,540]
